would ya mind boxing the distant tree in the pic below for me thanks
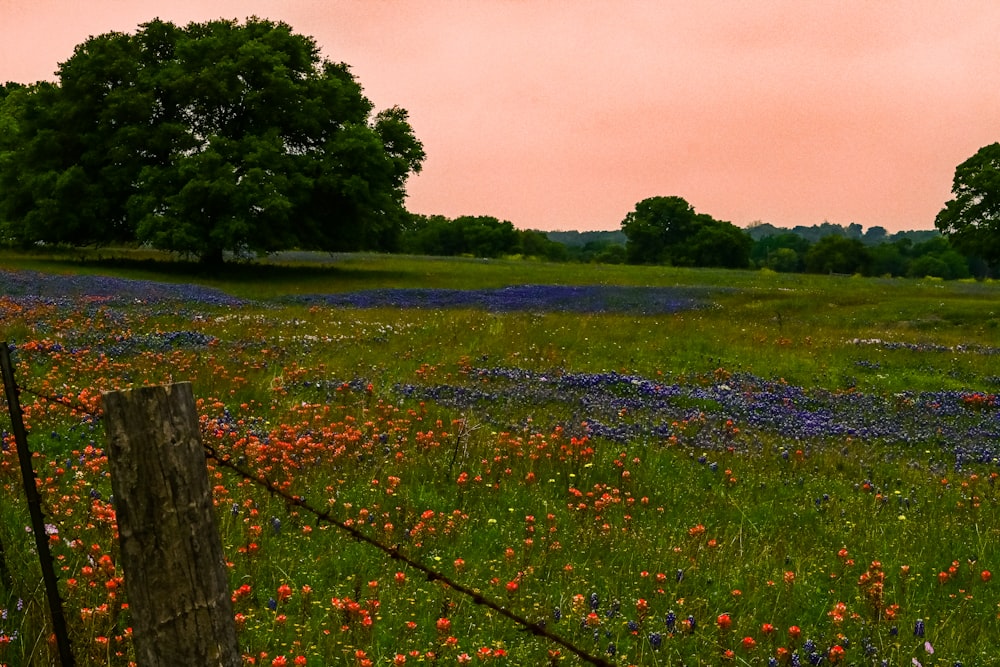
[862,225,888,245]
[451,216,519,258]
[400,214,520,258]
[744,220,782,240]
[889,230,939,244]
[0,18,424,263]
[621,196,698,264]
[935,142,1000,272]
[868,243,908,277]
[906,255,950,279]
[620,196,750,267]
[791,221,848,243]
[750,233,810,271]
[908,236,970,279]
[685,220,752,268]
[544,230,626,247]
[593,243,627,264]
[766,248,801,273]
[518,229,567,260]
[804,236,871,274]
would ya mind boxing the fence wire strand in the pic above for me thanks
[6,374,614,667]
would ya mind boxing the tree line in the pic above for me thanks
[1,18,998,276]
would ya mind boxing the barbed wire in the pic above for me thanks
[203,442,615,667]
[6,380,615,667]
[16,385,99,417]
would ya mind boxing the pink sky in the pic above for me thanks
[3,1,1000,232]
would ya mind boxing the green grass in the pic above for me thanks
[1,251,1000,665]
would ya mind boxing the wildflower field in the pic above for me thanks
[1,253,1000,666]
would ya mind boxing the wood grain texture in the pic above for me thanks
[103,382,239,667]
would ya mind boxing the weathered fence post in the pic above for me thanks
[102,382,239,667]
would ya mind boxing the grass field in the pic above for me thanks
[1,250,999,665]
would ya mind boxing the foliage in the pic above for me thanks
[803,236,871,274]
[750,234,810,273]
[747,220,939,246]
[544,230,627,248]
[0,18,424,263]
[935,142,1000,273]
[517,229,569,261]
[401,215,565,260]
[620,196,751,268]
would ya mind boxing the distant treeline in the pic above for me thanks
[743,221,939,246]
[400,215,980,279]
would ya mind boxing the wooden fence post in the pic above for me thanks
[102,382,240,667]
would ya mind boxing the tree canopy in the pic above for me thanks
[935,142,1000,272]
[0,18,424,262]
[400,214,565,260]
[620,196,750,268]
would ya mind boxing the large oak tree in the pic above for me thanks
[0,18,424,263]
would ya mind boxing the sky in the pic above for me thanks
[3,1,1000,233]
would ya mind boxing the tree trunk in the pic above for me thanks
[199,246,225,265]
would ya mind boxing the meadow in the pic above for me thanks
[1,251,999,666]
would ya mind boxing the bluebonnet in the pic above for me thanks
[0,269,244,307]
[915,618,925,637]
[279,284,717,315]
[386,365,1000,465]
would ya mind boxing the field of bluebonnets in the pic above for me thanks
[2,252,1000,666]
